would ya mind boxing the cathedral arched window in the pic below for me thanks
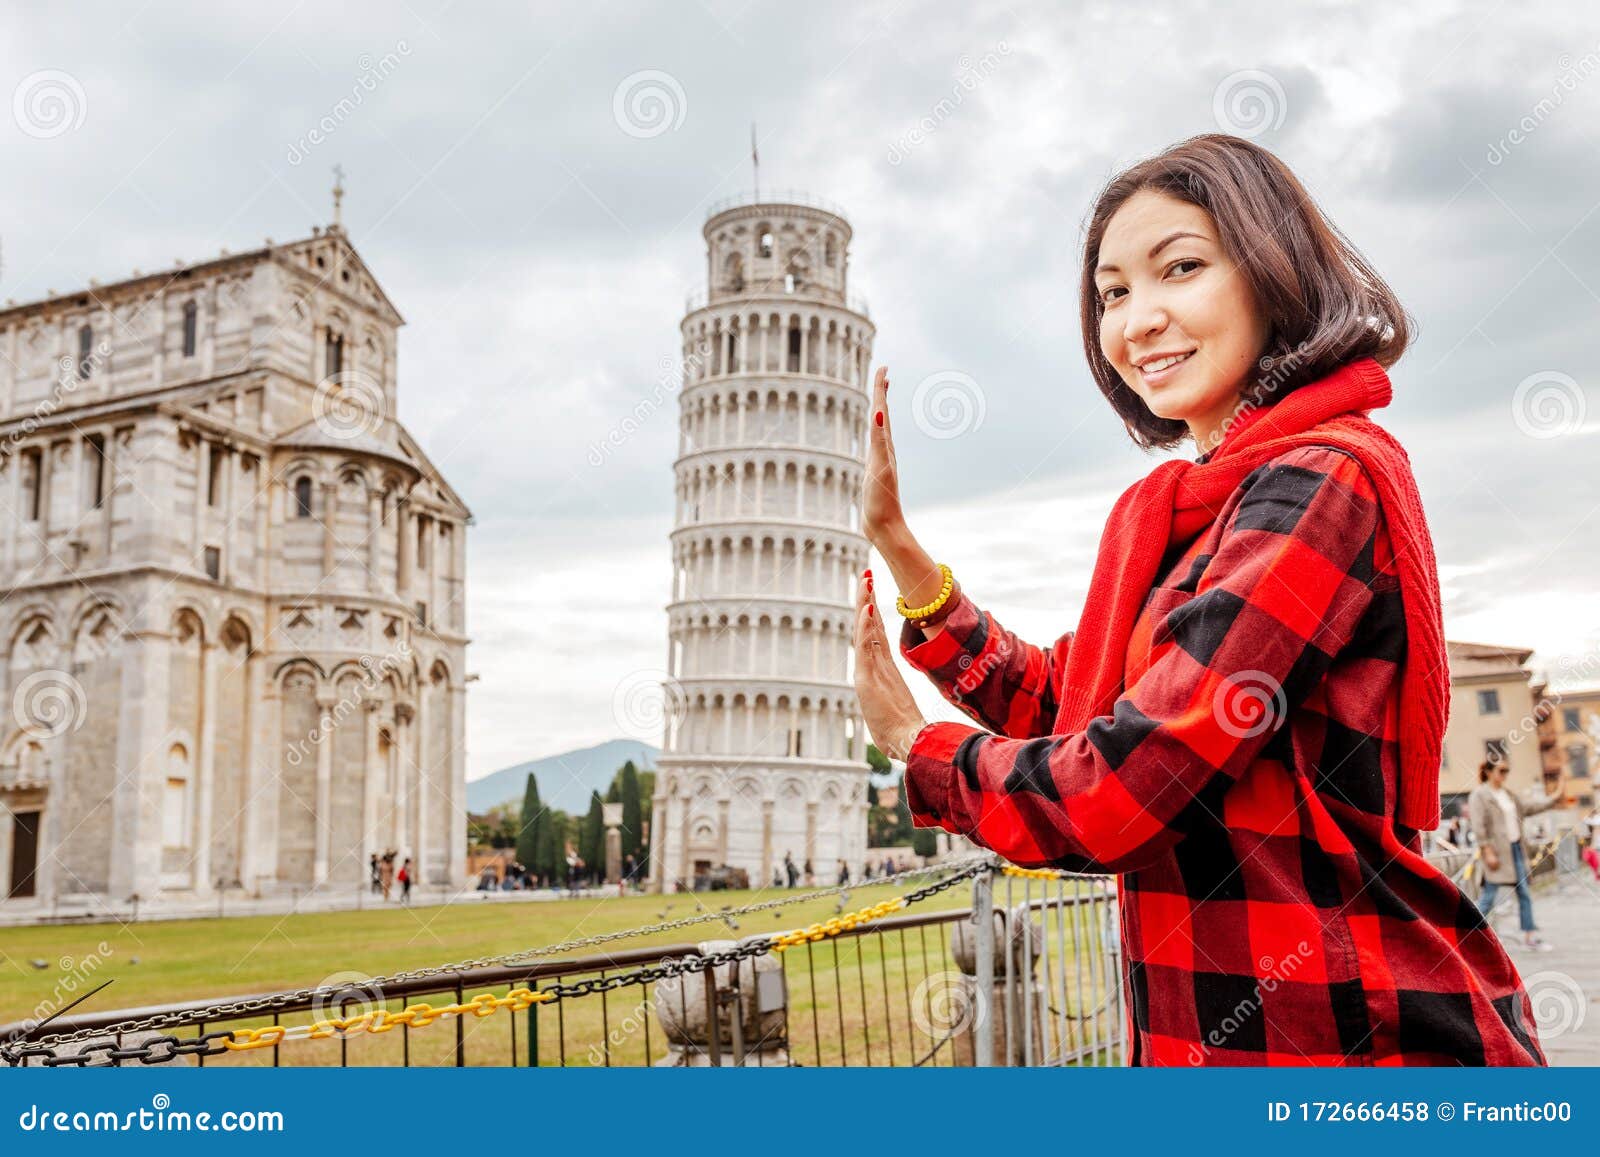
[324,330,344,378]
[757,225,774,259]
[293,475,314,518]
[77,325,94,380]
[163,743,191,849]
[182,301,198,358]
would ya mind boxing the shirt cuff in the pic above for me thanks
[898,590,981,675]
[902,720,984,829]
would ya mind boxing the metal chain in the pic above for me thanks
[3,858,994,1065]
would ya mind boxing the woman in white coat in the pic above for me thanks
[1469,757,1567,951]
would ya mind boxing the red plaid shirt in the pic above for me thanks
[900,445,1546,1066]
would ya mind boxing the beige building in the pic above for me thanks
[1547,687,1600,803]
[1442,641,1576,831]
[0,217,470,914]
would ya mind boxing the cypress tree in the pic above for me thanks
[536,807,567,884]
[581,791,605,881]
[618,761,643,863]
[515,773,542,876]
[894,775,914,843]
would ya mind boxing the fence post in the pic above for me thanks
[704,959,723,1067]
[972,862,995,1067]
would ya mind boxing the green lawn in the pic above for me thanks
[1,877,1121,1067]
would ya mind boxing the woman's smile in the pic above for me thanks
[1136,348,1197,386]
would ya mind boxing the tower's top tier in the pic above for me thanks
[698,192,856,311]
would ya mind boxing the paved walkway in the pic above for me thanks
[0,883,632,928]
[1487,870,1600,1065]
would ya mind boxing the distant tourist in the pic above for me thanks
[398,857,413,905]
[1469,758,1565,951]
[1583,808,1600,880]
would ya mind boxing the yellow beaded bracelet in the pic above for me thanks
[896,563,955,620]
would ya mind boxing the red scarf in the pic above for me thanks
[1055,356,1447,832]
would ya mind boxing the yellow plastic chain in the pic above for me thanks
[224,986,555,1052]
[999,864,1075,880]
[768,896,907,952]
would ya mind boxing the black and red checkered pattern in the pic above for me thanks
[900,444,1545,1066]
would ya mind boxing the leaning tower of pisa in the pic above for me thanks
[649,193,876,893]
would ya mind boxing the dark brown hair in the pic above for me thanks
[1079,133,1414,450]
[1479,758,1506,783]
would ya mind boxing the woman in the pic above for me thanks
[1469,757,1565,950]
[851,134,1545,1066]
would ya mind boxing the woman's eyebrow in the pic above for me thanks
[1095,230,1211,276]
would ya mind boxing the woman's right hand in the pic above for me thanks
[862,366,905,547]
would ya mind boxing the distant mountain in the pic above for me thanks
[466,739,659,815]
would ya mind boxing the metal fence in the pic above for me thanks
[2,841,1564,1068]
[2,859,1122,1068]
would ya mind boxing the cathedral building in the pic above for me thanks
[0,212,470,913]
[650,194,874,892]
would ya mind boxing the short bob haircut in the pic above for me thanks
[1079,133,1414,451]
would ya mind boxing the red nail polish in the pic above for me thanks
[867,604,874,617]
[864,568,872,579]
[875,412,884,427]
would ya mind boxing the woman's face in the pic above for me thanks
[1094,188,1271,452]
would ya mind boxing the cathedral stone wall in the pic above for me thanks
[0,228,471,914]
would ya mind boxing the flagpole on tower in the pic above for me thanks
[751,123,760,202]
[331,163,346,232]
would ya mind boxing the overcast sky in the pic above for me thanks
[3,0,1598,781]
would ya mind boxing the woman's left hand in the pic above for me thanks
[854,567,928,762]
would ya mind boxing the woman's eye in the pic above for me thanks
[1169,259,1202,276]
[1100,286,1125,304]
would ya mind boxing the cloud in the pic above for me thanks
[1,0,1596,777]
